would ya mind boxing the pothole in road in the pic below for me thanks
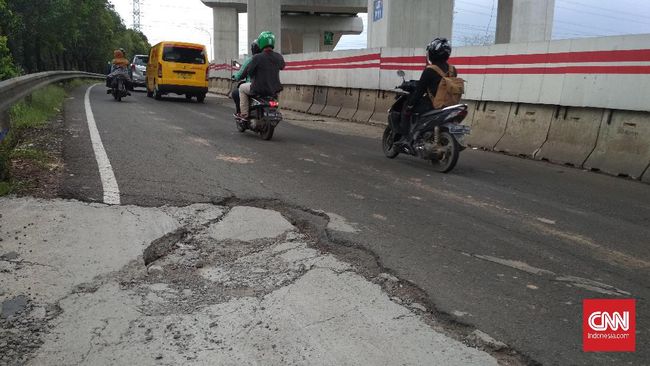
[3,197,537,365]
[142,197,538,366]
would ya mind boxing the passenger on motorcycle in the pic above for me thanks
[237,31,286,121]
[396,38,456,145]
[231,41,262,115]
[106,48,131,94]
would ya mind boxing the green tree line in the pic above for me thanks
[0,0,150,80]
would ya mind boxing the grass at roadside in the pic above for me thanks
[0,79,96,196]
[9,85,66,129]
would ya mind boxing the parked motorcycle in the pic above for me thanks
[382,70,471,173]
[234,87,282,140]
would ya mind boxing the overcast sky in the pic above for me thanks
[110,0,650,59]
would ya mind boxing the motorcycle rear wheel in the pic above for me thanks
[260,124,275,141]
[430,131,460,173]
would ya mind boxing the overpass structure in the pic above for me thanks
[201,0,557,60]
[201,0,367,60]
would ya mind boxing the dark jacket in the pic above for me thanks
[408,61,456,110]
[241,49,285,96]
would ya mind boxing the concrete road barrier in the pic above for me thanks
[352,89,376,123]
[369,90,395,126]
[308,86,328,115]
[279,85,298,110]
[224,78,235,95]
[536,108,604,167]
[584,110,650,179]
[466,102,512,149]
[494,104,555,157]
[209,79,218,90]
[320,88,348,117]
[212,79,222,94]
[321,88,345,117]
[290,85,315,113]
[461,100,479,129]
[337,88,361,120]
[210,78,230,95]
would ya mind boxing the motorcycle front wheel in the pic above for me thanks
[430,131,460,173]
[382,126,399,159]
[235,120,246,133]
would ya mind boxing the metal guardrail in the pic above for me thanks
[0,71,105,142]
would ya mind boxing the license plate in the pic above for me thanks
[175,72,192,79]
[266,111,282,120]
[450,125,471,135]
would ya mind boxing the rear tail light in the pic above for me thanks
[205,68,209,81]
[158,63,162,78]
[131,64,136,72]
[269,100,279,108]
[447,109,468,124]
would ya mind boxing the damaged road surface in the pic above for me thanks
[0,198,499,365]
[7,85,646,365]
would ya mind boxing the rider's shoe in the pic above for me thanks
[106,89,111,94]
[394,136,410,146]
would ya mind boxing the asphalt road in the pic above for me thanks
[62,84,649,365]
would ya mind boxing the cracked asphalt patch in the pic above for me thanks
[1,197,503,365]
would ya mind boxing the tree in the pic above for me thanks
[1,0,151,74]
[0,36,17,80]
[0,0,18,80]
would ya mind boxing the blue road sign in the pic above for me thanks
[373,0,383,22]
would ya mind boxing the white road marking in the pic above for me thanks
[84,84,120,205]
[474,255,556,276]
[536,217,556,225]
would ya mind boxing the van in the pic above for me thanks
[146,42,209,103]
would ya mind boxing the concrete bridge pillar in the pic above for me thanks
[212,7,239,62]
[302,33,320,53]
[496,0,555,44]
[367,0,454,48]
[247,0,282,51]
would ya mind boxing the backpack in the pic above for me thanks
[426,64,465,109]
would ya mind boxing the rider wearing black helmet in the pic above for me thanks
[397,38,455,145]
[231,41,262,114]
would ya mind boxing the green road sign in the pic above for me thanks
[324,31,334,46]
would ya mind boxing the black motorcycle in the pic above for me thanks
[382,70,471,173]
[234,92,282,141]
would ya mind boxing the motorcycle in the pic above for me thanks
[233,81,282,141]
[107,67,130,102]
[382,70,471,173]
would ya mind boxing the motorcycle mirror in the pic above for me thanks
[396,70,405,78]
[232,60,241,68]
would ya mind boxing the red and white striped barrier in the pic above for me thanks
[276,34,650,112]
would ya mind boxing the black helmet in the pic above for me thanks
[426,38,451,62]
[251,41,261,55]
